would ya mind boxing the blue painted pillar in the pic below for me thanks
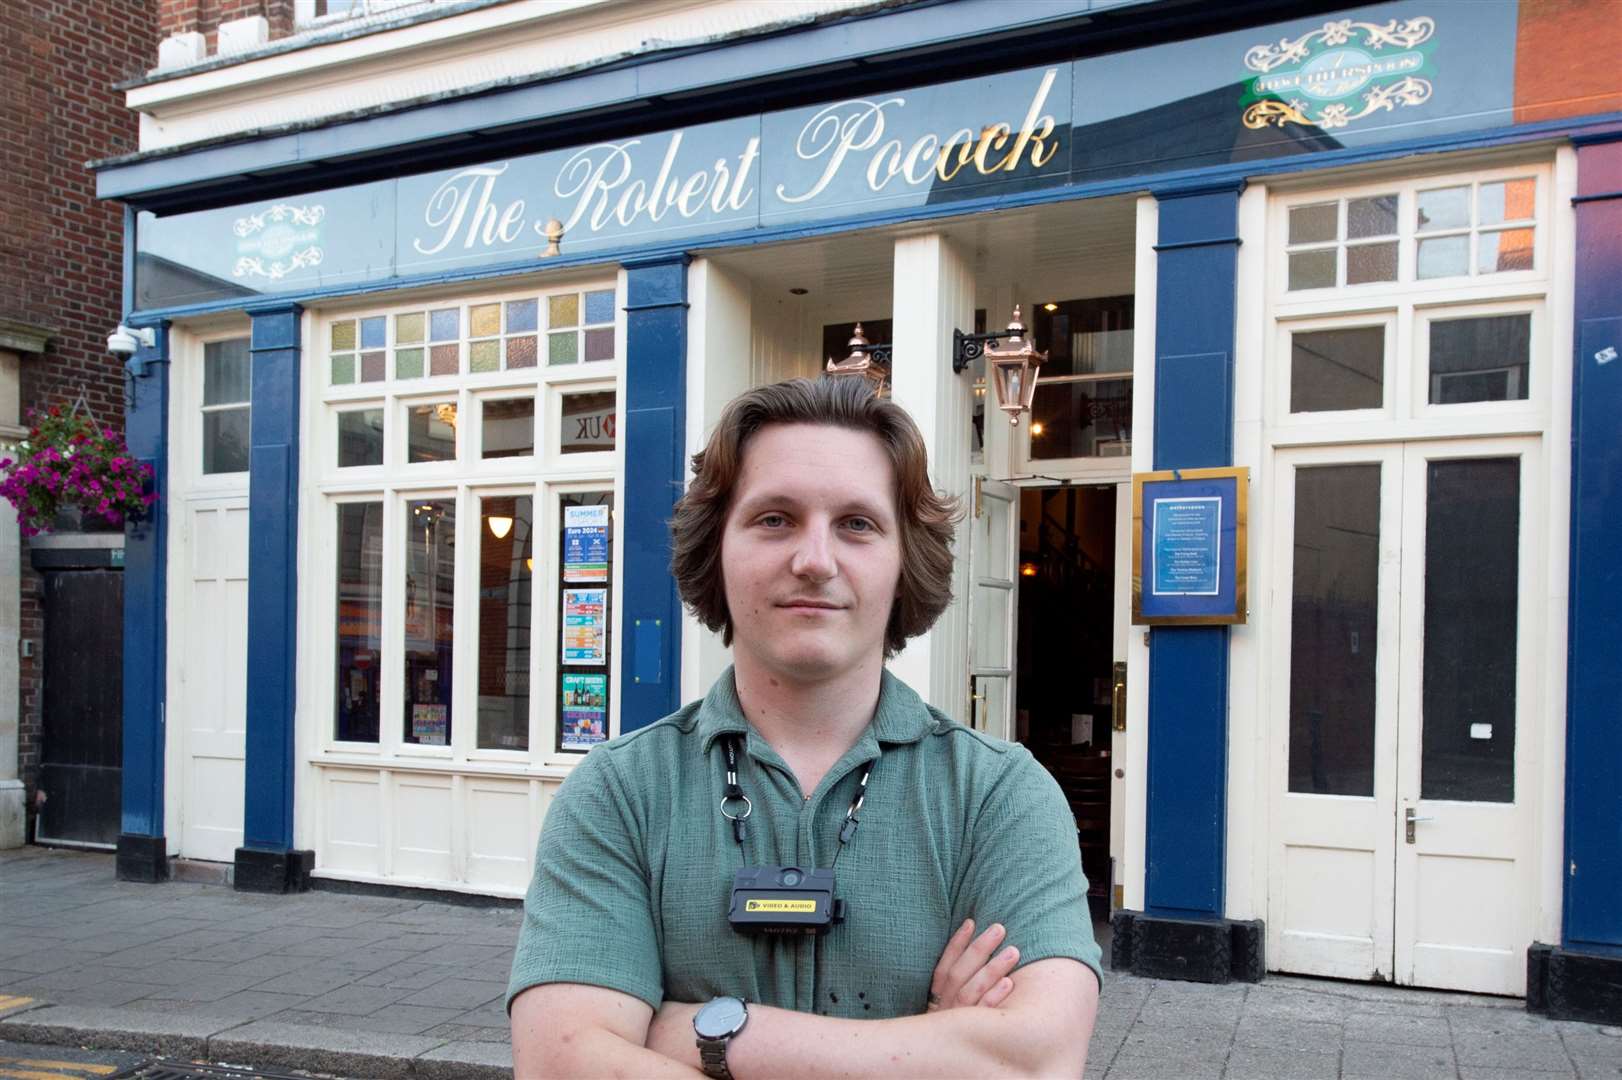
[235,303,312,892]
[1145,182,1241,919]
[117,322,171,883]
[1564,137,1622,955]
[620,255,689,729]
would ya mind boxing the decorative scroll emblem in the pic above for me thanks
[1240,17,1435,131]
[232,203,326,280]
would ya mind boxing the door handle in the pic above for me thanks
[1404,806,1435,844]
[1111,661,1127,731]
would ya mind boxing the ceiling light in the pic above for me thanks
[488,515,513,539]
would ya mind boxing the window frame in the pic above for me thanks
[309,273,625,773]
[194,333,254,485]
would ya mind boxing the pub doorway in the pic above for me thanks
[1014,482,1128,926]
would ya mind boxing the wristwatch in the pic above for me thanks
[693,995,748,1080]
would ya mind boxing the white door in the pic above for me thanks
[1269,439,1539,994]
[1108,482,1131,911]
[966,477,1018,740]
[177,498,249,861]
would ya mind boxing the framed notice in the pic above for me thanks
[562,504,610,583]
[1131,466,1247,625]
[561,588,608,664]
[561,672,608,750]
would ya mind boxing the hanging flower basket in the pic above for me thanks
[0,405,156,537]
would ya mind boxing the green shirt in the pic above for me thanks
[507,668,1102,1020]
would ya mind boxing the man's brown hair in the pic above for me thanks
[670,377,959,658]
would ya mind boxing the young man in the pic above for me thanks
[508,377,1101,1078]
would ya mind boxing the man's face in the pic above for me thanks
[720,422,903,685]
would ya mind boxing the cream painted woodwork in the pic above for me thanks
[131,1,877,153]
[301,273,624,892]
[1109,481,1131,909]
[1261,156,1565,995]
[965,478,1017,741]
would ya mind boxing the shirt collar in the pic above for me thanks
[692,666,937,755]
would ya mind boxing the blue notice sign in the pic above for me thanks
[1152,497,1221,596]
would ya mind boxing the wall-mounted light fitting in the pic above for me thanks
[952,305,1048,425]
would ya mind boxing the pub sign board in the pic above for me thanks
[133,1,1525,310]
[1132,467,1248,626]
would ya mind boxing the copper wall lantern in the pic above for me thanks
[953,305,1048,425]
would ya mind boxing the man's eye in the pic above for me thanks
[758,513,788,528]
[844,517,875,533]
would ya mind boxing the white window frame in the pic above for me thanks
[308,273,626,777]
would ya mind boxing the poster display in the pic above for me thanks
[411,703,448,746]
[563,504,610,582]
[562,588,608,664]
[1132,467,1248,625]
[561,672,608,750]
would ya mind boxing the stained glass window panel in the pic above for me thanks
[583,327,614,363]
[584,289,615,324]
[506,336,538,369]
[395,348,424,380]
[430,343,459,376]
[396,312,425,344]
[549,293,580,329]
[331,354,356,385]
[470,303,501,338]
[360,316,387,350]
[429,308,459,342]
[506,298,538,333]
[548,332,578,365]
[470,339,500,373]
[331,320,356,351]
[359,351,385,382]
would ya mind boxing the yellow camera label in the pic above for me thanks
[745,899,818,913]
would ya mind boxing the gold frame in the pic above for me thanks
[1131,466,1249,626]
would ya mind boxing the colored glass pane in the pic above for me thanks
[506,298,538,333]
[548,332,578,365]
[430,308,459,342]
[548,293,579,328]
[430,343,459,375]
[506,336,538,368]
[470,339,501,373]
[471,303,501,338]
[331,320,357,351]
[360,316,387,350]
[584,289,615,324]
[395,347,424,379]
[331,353,356,385]
[583,327,615,363]
[359,351,386,382]
[396,312,425,344]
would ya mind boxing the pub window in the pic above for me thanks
[202,338,251,474]
[1416,178,1536,280]
[1027,297,1134,460]
[1286,194,1399,291]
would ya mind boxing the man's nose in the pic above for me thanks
[789,523,837,582]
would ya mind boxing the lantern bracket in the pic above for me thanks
[952,327,1028,373]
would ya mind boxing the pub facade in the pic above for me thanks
[97,0,1622,1019]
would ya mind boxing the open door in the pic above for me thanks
[966,477,1018,740]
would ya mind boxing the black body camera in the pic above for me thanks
[728,866,845,935]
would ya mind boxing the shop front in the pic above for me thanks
[100,0,1622,1017]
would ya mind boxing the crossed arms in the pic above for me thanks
[510,919,1100,1079]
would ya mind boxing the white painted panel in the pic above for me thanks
[1283,845,1376,942]
[466,782,532,892]
[188,755,246,859]
[394,778,454,881]
[324,771,381,873]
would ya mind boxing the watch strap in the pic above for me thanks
[697,1035,734,1080]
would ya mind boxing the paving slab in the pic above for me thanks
[0,1003,226,1059]
[1224,1043,1341,1080]
[207,1019,442,1079]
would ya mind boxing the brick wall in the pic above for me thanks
[159,0,294,52]
[0,0,160,838]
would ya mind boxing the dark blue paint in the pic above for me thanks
[1145,183,1240,918]
[120,322,170,839]
[242,304,302,851]
[1565,138,1622,951]
[620,257,689,729]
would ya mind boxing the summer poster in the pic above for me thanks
[563,504,609,583]
[562,588,608,664]
[561,672,608,750]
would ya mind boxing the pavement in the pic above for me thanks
[2,846,1619,1080]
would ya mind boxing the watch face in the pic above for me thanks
[695,996,747,1039]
